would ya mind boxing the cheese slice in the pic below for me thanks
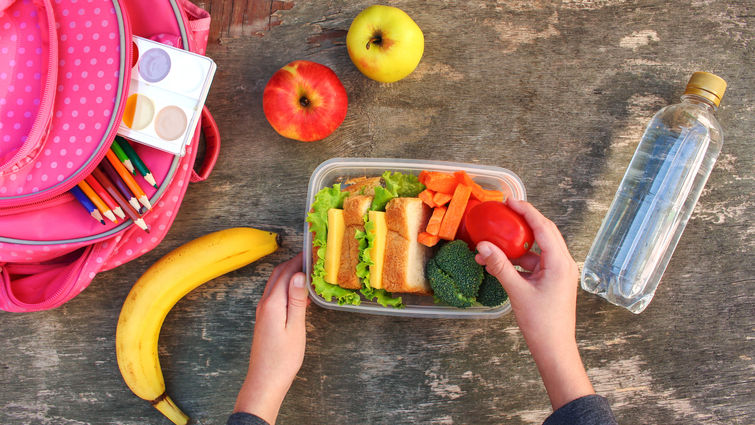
[324,209,345,285]
[368,210,387,289]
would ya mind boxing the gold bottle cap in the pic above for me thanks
[684,72,726,107]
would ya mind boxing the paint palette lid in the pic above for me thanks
[0,0,130,206]
[117,36,216,156]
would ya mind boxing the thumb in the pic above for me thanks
[286,272,309,328]
[475,241,526,295]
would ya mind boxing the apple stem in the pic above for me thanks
[299,96,310,107]
[366,33,383,50]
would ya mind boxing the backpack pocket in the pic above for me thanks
[0,0,131,207]
[0,246,93,311]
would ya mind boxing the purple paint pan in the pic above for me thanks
[138,48,171,82]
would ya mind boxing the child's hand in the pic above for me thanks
[474,199,594,410]
[233,253,309,424]
[475,199,578,356]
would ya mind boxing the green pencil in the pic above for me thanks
[115,137,158,188]
[110,137,135,174]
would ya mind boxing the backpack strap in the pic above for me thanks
[190,106,220,183]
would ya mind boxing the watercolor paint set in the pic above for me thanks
[118,36,217,155]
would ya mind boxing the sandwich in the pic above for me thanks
[335,194,372,290]
[307,171,428,307]
[381,197,432,295]
[327,195,432,296]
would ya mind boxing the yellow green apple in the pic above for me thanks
[346,5,424,83]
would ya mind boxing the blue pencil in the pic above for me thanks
[71,186,105,225]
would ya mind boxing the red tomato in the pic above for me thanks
[465,201,534,259]
[454,198,481,248]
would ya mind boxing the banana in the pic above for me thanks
[116,227,278,425]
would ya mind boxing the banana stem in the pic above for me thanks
[152,394,189,425]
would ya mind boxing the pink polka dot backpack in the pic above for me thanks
[0,0,220,312]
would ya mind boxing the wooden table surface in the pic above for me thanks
[1,1,753,424]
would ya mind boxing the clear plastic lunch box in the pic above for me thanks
[303,158,527,319]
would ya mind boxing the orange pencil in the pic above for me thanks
[105,149,152,210]
[77,180,117,223]
[100,160,141,212]
[91,168,149,233]
[85,174,126,220]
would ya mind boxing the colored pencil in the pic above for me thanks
[91,168,149,233]
[105,149,152,210]
[110,138,135,174]
[85,174,126,220]
[116,137,157,188]
[99,159,141,212]
[77,180,117,223]
[70,186,105,225]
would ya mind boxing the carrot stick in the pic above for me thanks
[454,170,504,202]
[418,231,440,247]
[426,206,447,236]
[454,170,479,188]
[432,191,452,206]
[418,189,437,208]
[479,188,505,202]
[423,171,458,194]
[438,184,472,240]
[418,170,430,185]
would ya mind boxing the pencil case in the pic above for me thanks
[0,0,220,312]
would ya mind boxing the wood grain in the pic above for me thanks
[194,0,294,42]
[0,1,753,425]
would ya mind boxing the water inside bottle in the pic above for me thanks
[582,118,714,312]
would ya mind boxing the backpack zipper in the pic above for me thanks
[0,0,58,175]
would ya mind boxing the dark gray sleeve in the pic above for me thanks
[226,412,270,425]
[543,394,618,425]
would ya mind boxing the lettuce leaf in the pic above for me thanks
[370,171,425,211]
[384,170,425,197]
[370,186,395,212]
[307,185,348,241]
[355,224,371,286]
[361,286,404,308]
[306,185,361,306]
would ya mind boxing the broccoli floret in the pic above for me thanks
[477,272,508,307]
[427,260,475,307]
[427,240,483,308]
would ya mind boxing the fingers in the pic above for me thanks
[507,200,577,278]
[507,199,569,255]
[261,253,303,302]
[261,263,284,301]
[475,241,527,295]
[266,254,303,302]
[286,272,309,328]
[511,251,541,272]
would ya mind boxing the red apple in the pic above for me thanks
[262,60,348,142]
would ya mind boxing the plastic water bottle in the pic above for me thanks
[581,72,726,314]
